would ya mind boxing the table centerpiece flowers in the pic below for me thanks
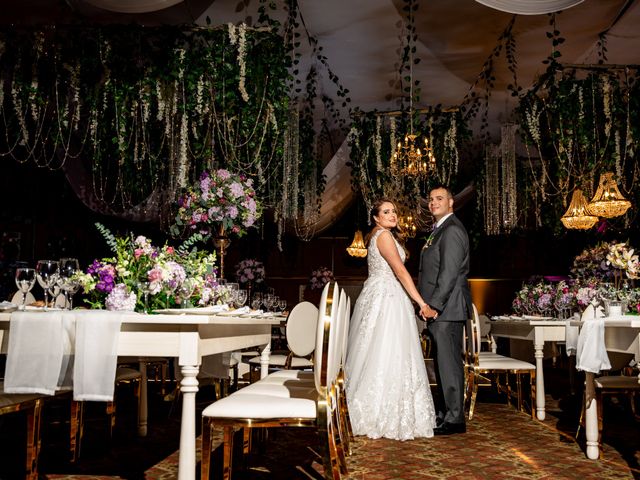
[75,223,217,312]
[171,169,262,238]
[234,258,265,285]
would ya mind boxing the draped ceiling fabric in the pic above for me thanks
[3,0,640,231]
[473,0,584,15]
[82,0,184,13]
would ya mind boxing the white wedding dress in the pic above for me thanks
[345,228,436,440]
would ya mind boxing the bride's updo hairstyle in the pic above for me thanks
[366,197,407,248]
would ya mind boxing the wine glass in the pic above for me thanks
[136,280,152,313]
[36,260,59,311]
[226,282,239,307]
[236,289,248,308]
[277,298,287,314]
[15,267,36,311]
[251,292,263,311]
[58,258,79,309]
[178,278,196,309]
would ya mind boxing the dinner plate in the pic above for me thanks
[523,314,554,320]
[153,306,229,315]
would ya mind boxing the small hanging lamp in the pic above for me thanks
[588,172,632,218]
[560,189,598,230]
[346,230,368,258]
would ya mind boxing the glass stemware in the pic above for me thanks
[36,260,59,311]
[15,267,36,310]
[178,278,196,308]
[136,280,152,313]
[251,292,263,311]
[58,258,79,309]
[277,298,287,314]
[236,289,248,308]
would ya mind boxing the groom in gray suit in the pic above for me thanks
[418,185,472,435]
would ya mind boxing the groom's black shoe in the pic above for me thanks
[433,422,466,435]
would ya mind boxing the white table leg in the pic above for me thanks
[534,331,545,420]
[138,360,148,437]
[177,365,199,480]
[585,373,599,459]
[260,340,272,380]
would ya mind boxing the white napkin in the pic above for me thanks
[576,301,611,373]
[218,306,250,316]
[4,311,74,395]
[72,310,123,401]
[564,313,580,356]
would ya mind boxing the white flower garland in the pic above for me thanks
[238,23,250,102]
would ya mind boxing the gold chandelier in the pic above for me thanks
[346,230,368,258]
[399,212,418,238]
[560,189,598,230]
[587,172,632,218]
[391,134,436,178]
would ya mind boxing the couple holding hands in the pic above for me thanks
[345,185,471,439]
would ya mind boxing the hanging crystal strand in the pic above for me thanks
[501,124,518,232]
[484,144,500,235]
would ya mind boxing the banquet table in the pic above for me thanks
[0,310,283,480]
[569,316,640,459]
[489,317,567,420]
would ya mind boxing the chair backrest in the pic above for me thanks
[466,303,481,361]
[327,288,347,385]
[340,296,351,368]
[314,281,339,394]
[285,301,319,357]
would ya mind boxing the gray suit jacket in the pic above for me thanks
[418,214,472,322]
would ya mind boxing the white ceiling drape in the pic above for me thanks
[82,0,183,13]
[474,0,584,15]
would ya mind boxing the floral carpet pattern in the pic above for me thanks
[42,403,638,480]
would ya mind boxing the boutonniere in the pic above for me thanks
[422,232,435,250]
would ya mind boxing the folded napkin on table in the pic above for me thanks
[182,304,230,313]
[4,311,74,395]
[73,310,123,402]
[564,313,580,356]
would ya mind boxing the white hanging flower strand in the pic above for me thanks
[238,23,250,102]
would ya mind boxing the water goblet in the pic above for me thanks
[226,282,239,307]
[36,260,59,311]
[277,298,287,314]
[15,267,36,310]
[236,289,248,308]
[251,292,263,311]
[136,280,152,313]
[178,278,196,308]
[58,258,79,308]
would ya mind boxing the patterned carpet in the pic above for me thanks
[2,379,638,479]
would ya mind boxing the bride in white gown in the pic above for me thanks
[345,198,436,440]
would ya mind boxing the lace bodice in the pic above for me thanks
[367,228,406,278]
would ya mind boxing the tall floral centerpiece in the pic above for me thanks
[172,169,262,278]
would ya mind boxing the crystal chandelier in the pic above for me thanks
[560,189,598,230]
[391,133,436,178]
[390,24,436,180]
[346,230,368,258]
[587,172,632,218]
[399,212,418,238]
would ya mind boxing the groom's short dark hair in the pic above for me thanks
[430,184,454,199]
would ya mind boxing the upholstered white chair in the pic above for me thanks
[200,282,345,480]
[0,383,45,480]
[247,301,319,376]
[465,304,536,420]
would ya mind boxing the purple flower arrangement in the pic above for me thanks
[309,267,334,291]
[172,169,263,238]
[234,258,265,285]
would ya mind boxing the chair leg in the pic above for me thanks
[516,373,523,412]
[106,400,116,439]
[468,371,478,420]
[25,399,43,480]
[201,418,212,480]
[223,426,235,480]
[530,371,536,420]
[70,400,84,463]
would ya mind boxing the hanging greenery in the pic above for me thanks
[0,24,292,225]
[516,66,640,232]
